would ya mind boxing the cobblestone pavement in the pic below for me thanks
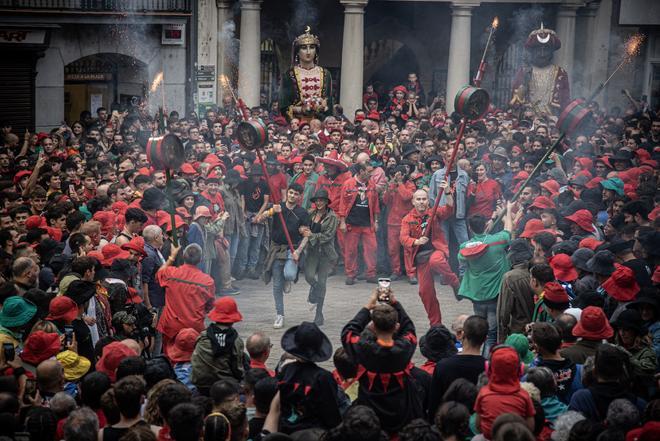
[229,273,474,370]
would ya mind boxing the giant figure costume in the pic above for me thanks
[511,24,570,115]
[280,27,333,122]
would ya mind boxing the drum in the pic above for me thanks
[146,134,185,170]
[236,119,268,151]
[557,99,595,136]
[454,85,490,120]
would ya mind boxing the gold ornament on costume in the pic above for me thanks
[294,26,320,48]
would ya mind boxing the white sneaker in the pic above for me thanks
[273,315,284,329]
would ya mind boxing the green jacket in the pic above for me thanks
[191,326,245,390]
[305,208,339,262]
[458,230,511,302]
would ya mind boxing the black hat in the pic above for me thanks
[424,155,443,169]
[248,166,264,177]
[264,154,280,166]
[626,288,660,316]
[310,188,331,204]
[606,239,634,255]
[140,187,166,211]
[571,248,595,272]
[224,169,243,185]
[419,325,457,362]
[611,309,646,335]
[281,321,332,362]
[551,240,579,257]
[65,280,96,306]
[507,239,533,265]
[612,150,633,164]
[401,144,419,158]
[242,151,257,163]
[639,232,660,258]
[585,250,616,276]
[177,190,195,204]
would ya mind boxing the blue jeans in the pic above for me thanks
[442,217,469,275]
[472,299,498,355]
[227,232,240,262]
[272,259,286,315]
[235,222,264,271]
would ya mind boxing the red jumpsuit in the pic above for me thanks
[400,206,459,325]
[383,181,415,277]
[338,176,380,279]
[156,264,215,356]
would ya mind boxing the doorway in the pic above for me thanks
[64,53,148,124]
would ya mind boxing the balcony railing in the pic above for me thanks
[0,1,191,12]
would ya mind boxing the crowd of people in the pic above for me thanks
[0,68,658,441]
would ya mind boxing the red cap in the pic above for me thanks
[543,282,569,304]
[193,206,212,221]
[96,341,138,382]
[20,331,61,366]
[13,170,31,185]
[549,254,578,281]
[164,215,187,233]
[579,237,604,251]
[126,287,143,304]
[168,328,200,363]
[208,297,243,324]
[540,180,560,196]
[573,306,614,340]
[101,243,130,267]
[180,163,197,175]
[529,196,556,210]
[46,296,78,322]
[566,209,593,233]
[25,215,45,230]
[602,263,640,302]
[519,219,554,239]
[586,177,604,189]
[137,167,151,176]
[512,171,529,182]
[120,236,147,257]
[233,165,247,180]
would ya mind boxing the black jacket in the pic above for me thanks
[341,302,423,433]
[277,361,341,434]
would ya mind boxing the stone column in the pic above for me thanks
[555,2,581,84]
[238,0,261,107]
[198,0,218,105]
[340,0,368,119]
[589,0,613,105]
[216,1,233,104]
[445,1,478,114]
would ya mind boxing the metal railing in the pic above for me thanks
[0,0,191,12]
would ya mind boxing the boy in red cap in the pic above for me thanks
[530,264,570,323]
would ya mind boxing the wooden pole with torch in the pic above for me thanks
[473,17,498,88]
[150,71,165,135]
[587,33,644,103]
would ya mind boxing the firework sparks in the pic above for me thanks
[150,72,164,93]
[624,33,644,60]
[492,17,499,29]
[219,74,231,91]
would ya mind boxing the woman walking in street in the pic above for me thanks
[302,188,339,326]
